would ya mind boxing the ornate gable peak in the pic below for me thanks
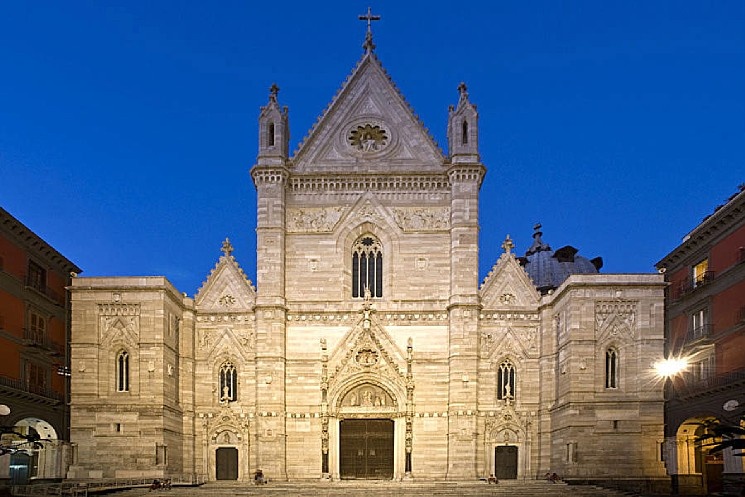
[291,52,444,170]
[195,239,256,310]
[480,247,540,308]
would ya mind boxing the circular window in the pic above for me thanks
[348,124,388,152]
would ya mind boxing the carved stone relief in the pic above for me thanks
[287,207,345,233]
[392,207,450,231]
[98,303,140,343]
[342,384,393,408]
[596,301,637,340]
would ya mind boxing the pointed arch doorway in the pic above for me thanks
[339,419,394,479]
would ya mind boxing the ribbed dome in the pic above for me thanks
[518,224,603,294]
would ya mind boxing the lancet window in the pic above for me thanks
[605,348,618,389]
[116,350,130,392]
[219,361,238,402]
[352,235,383,298]
[497,360,516,400]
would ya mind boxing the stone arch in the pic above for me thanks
[336,207,402,300]
[493,355,520,403]
[211,355,241,403]
[330,373,404,414]
[665,415,738,496]
[13,417,58,441]
[105,340,139,396]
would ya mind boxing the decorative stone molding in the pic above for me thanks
[98,303,140,344]
[595,300,637,340]
[251,167,288,185]
[479,312,540,321]
[286,207,345,233]
[392,207,450,231]
[287,174,450,194]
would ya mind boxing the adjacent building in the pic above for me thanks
[0,207,81,483]
[657,185,745,495]
[66,29,667,489]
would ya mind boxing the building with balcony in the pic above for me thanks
[656,185,745,495]
[0,207,81,484]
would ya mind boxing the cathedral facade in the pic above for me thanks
[67,36,667,484]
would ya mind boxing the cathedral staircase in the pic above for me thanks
[112,479,640,497]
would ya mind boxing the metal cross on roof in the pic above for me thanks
[359,7,381,53]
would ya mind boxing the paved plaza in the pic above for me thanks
[114,480,640,497]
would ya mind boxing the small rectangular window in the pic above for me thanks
[114,423,122,433]
[27,260,47,292]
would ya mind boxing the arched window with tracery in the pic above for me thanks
[219,361,237,402]
[352,234,383,298]
[116,350,129,392]
[497,360,516,400]
[605,348,618,389]
[461,120,469,145]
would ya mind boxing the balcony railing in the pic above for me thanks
[22,328,64,356]
[0,373,64,401]
[686,324,711,343]
[25,277,64,305]
[672,271,717,300]
[670,367,745,399]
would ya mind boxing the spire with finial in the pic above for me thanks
[526,223,551,255]
[268,83,279,103]
[221,238,234,257]
[501,234,515,254]
[359,7,381,53]
[458,82,469,102]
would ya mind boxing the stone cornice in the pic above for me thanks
[0,207,82,275]
[656,187,745,269]
[250,165,289,186]
[286,173,451,194]
[446,163,486,186]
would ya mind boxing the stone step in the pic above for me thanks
[114,480,636,497]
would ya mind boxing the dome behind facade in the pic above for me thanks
[517,224,603,294]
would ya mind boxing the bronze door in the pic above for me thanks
[340,419,394,479]
[216,447,238,480]
[495,445,518,479]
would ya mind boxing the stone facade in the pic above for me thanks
[67,45,667,484]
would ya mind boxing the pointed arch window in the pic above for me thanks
[219,361,237,402]
[116,350,130,392]
[497,360,516,400]
[605,348,618,389]
[461,120,469,145]
[352,235,383,298]
[268,122,275,147]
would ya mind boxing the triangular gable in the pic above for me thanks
[334,193,400,236]
[327,309,407,390]
[483,327,532,363]
[291,53,445,173]
[480,252,541,309]
[195,241,256,311]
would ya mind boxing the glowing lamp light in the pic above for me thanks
[654,358,688,377]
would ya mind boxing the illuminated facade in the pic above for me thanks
[67,26,667,489]
[657,186,745,495]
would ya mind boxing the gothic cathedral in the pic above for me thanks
[68,26,667,484]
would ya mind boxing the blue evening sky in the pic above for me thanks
[1,1,743,294]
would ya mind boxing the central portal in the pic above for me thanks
[339,419,394,479]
